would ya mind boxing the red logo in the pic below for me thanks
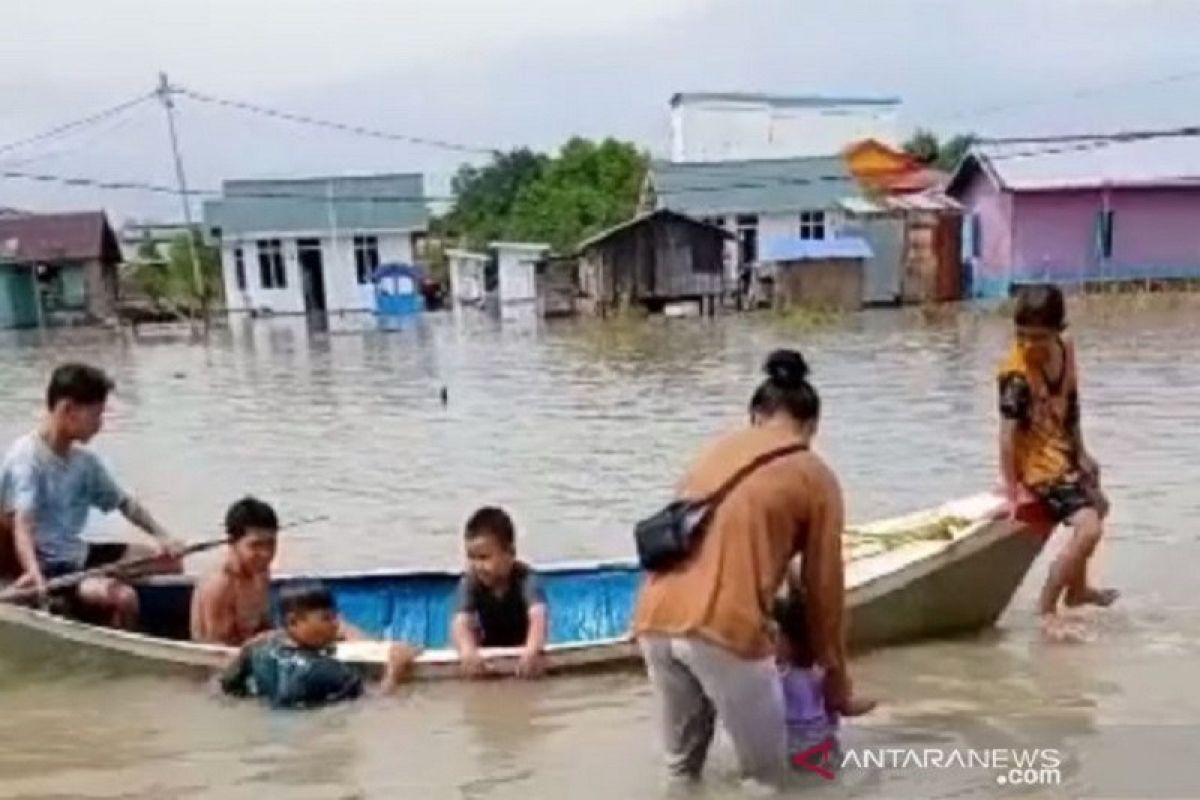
[791,737,837,780]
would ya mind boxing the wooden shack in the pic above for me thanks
[761,236,873,312]
[576,210,729,316]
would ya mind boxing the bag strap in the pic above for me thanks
[701,442,808,508]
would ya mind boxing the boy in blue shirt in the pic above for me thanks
[0,363,183,626]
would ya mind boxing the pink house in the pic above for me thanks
[947,137,1200,298]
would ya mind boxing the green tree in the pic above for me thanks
[132,231,221,317]
[508,138,648,252]
[443,148,548,248]
[904,128,976,171]
[937,134,975,171]
[441,138,648,253]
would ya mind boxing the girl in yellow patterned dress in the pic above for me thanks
[997,284,1118,640]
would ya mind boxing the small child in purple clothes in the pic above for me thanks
[773,591,875,775]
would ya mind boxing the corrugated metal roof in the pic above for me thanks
[894,192,961,212]
[670,92,900,109]
[203,174,429,236]
[761,235,874,262]
[649,156,859,217]
[838,192,962,215]
[954,137,1200,193]
[575,208,731,252]
[839,197,884,215]
[0,211,120,263]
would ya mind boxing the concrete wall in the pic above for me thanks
[709,211,846,277]
[671,99,899,162]
[221,230,416,314]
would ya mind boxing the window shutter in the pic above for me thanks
[970,213,983,259]
[1094,209,1114,260]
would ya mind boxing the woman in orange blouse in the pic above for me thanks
[633,350,866,785]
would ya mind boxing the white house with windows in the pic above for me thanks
[641,155,863,282]
[202,174,428,315]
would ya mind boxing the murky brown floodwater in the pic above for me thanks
[2,297,1200,799]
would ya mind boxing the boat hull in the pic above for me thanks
[0,493,1048,681]
[848,515,1044,651]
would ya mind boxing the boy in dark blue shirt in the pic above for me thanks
[451,507,548,679]
[220,581,418,709]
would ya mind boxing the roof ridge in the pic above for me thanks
[653,154,846,169]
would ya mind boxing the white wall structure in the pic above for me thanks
[491,242,548,320]
[446,249,488,311]
[204,174,428,315]
[669,92,900,163]
[218,231,417,315]
[702,212,845,282]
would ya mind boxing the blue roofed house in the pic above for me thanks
[203,174,429,315]
[760,235,873,311]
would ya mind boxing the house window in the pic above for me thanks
[736,214,758,264]
[354,235,380,285]
[1096,209,1114,260]
[702,216,727,229]
[233,247,246,291]
[971,213,983,259]
[257,239,286,289]
[799,211,826,241]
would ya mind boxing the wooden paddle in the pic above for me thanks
[0,514,329,605]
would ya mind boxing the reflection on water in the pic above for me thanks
[2,298,1200,798]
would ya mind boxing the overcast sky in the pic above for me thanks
[3,0,1200,221]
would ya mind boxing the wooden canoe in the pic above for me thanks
[0,492,1048,681]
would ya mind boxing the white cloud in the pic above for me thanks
[0,0,698,99]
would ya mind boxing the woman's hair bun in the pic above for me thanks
[763,349,810,390]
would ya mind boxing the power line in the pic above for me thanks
[0,92,155,158]
[980,124,1200,146]
[984,124,1200,162]
[0,101,156,168]
[0,167,449,204]
[6,124,1200,207]
[174,85,498,156]
[930,66,1200,126]
[658,125,1200,193]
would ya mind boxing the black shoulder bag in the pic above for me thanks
[634,443,807,572]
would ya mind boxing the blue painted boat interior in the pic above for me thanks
[134,565,643,648]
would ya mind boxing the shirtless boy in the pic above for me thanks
[191,497,277,646]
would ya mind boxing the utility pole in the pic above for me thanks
[155,71,207,337]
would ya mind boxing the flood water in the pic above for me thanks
[2,297,1199,799]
